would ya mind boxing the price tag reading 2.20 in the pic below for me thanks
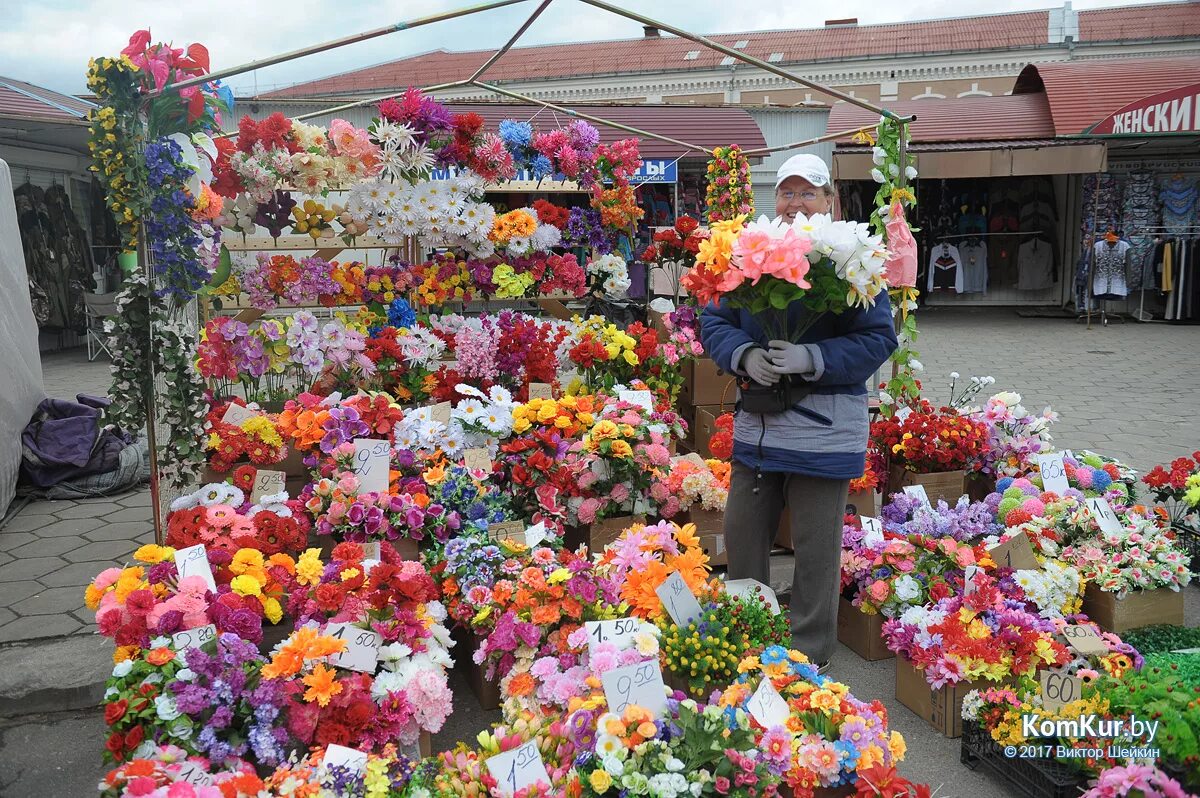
[172,623,217,653]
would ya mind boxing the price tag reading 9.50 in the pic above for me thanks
[352,439,391,495]
[485,740,550,795]
[655,571,704,628]
[326,623,380,674]
[585,618,642,655]
[172,623,217,653]
[601,660,668,719]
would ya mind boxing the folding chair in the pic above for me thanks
[84,292,118,361]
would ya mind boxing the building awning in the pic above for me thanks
[1014,57,1200,137]
[827,95,1105,179]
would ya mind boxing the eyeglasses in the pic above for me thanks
[778,190,820,202]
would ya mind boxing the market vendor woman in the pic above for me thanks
[700,153,898,672]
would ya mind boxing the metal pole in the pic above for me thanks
[153,0,531,96]
[469,0,554,83]
[577,0,908,121]
[138,223,164,546]
[741,123,895,156]
[291,80,473,122]
[472,80,715,155]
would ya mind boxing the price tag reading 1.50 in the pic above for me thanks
[353,439,391,495]
[585,618,642,654]
[748,677,791,730]
[485,740,550,795]
[174,544,217,592]
[655,571,703,628]
[326,623,380,674]
[601,660,668,719]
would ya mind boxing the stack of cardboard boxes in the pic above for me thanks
[678,358,736,458]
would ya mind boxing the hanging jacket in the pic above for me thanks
[700,294,897,479]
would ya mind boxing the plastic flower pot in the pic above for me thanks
[117,250,138,273]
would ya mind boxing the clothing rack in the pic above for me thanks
[1127,225,1200,323]
[936,230,1047,240]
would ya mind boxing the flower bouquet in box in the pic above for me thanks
[871,399,990,480]
[842,531,986,619]
[717,646,918,797]
[880,492,1001,542]
[423,462,521,537]
[1061,515,1193,598]
[963,390,1057,479]
[166,480,309,555]
[882,582,1071,688]
[659,456,730,520]
[594,521,716,621]
[202,400,290,474]
[99,745,263,797]
[430,711,581,796]
[681,212,889,413]
[1081,766,1193,798]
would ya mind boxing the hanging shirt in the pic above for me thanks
[1017,238,1055,291]
[1092,240,1131,299]
[927,243,964,292]
[958,242,988,293]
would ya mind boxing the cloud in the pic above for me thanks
[0,0,1169,96]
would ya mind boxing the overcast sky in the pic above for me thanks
[0,0,1172,97]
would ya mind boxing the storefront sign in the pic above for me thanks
[1088,83,1200,136]
[627,159,677,185]
[427,159,675,187]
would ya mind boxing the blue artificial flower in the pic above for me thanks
[498,119,533,150]
[996,477,1014,492]
[760,645,788,665]
[531,153,553,179]
[387,297,417,329]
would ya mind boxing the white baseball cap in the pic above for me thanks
[775,153,831,189]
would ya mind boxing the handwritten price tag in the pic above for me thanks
[360,542,380,561]
[988,531,1041,571]
[895,406,913,422]
[463,448,492,473]
[1061,624,1108,657]
[1036,452,1070,495]
[327,623,380,674]
[485,740,550,794]
[1040,669,1084,711]
[320,744,368,778]
[655,571,704,628]
[724,578,780,613]
[250,469,286,504]
[172,624,216,653]
[176,761,215,787]
[524,521,547,548]
[963,565,981,596]
[221,403,258,426]
[748,677,791,730]
[431,402,452,425]
[174,545,216,592]
[903,484,932,510]
[601,660,668,718]
[353,439,391,495]
[1086,497,1123,534]
[860,516,885,547]
[585,617,643,655]
[489,521,526,543]
[618,390,653,410]
[528,382,554,400]
[681,452,707,468]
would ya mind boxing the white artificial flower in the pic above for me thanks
[909,358,924,372]
[870,168,886,184]
[112,660,134,679]
[905,165,919,180]
[649,297,675,314]
[487,385,514,407]
[872,147,887,165]
[455,398,485,421]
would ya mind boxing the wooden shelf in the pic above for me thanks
[222,234,396,253]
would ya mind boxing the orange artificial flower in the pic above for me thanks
[263,627,347,680]
[531,604,561,625]
[507,671,536,697]
[145,647,176,666]
[302,663,343,706]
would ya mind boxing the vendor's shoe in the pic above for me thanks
[817,661,831,675]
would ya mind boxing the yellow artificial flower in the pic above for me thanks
[296,549,324,586]
[589,769,613,793]
[262,597,283,625]
[134,544,173,564]
[230,575,262,597]
[611,440,634,458]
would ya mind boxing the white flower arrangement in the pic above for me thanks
[587,253,632,298]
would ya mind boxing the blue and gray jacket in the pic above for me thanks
[700,294,898,480]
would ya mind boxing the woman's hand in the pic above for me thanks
[742,347,781,385]
[767,340,814,375]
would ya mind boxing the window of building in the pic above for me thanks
[683,50,699,60]
[768,52,784,62]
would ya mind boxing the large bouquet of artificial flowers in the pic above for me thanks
[594,521,715,621]
[871,399,990,474]
[963,390,1057,479]
[841,529,985,618]
[1144,451,1200,531]
[1061,514,1193,597]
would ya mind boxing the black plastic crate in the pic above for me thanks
[960,721,1088,798]
[1172,527,1200,574]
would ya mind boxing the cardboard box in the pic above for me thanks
[688,507,724,536]
[682,358,737,408]
[688,404,724,460]
[565,515,645,554]
[453,628,502,711]
[836,597,894,661]
[888,466,967,505]
[895,656,999,738]
[1081,583,1184,633]
[697,531,727,567]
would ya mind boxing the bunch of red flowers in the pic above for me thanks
[871,401,990,473]
[533,252,587,296]
[166,500,310,556]
[641,215,708,263]
[1144,452,1200,503]
[442,111,486,167]
[205,401,289,472]
[708,412,734,460]
[532,199,570,230]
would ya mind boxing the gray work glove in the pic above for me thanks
[767,340,814,375]
[740,346,780,385]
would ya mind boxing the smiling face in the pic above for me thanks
[776,176,833,223]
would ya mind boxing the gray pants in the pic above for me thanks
[723,461,849,663]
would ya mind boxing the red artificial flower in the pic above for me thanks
[232,464,257,493]
[104,699,128,726]
[105,732,126,760]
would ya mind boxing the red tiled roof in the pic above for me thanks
[1014,56,1200,135]
[826,94,1057,144]
[446,102,765,157]
[264,2,1200,99]
[0,77,94,122]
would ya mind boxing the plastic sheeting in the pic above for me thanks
[0,159,46,517]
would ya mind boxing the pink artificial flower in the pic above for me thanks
[92,568,124,592]
[608,483,630,504]
[732,230,773,283]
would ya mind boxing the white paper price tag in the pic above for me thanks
[485,740,550,794]
[1040,669,1084,711]
[250,469,286,504]
[724,578,780,613]
[221,403,258,426]
[176,761,215,787]
[360,542,380,561]
[963,565,981,596]
[748,677,791,730]
[320,744,368,778]
[655,571,704,628]
[463,448,492,473]
[903,484,932,510]
[601,660,668,718]
[1061,624,1108,657]
[618,390,654,410]
[585,617,642,654]
[528,382,554,400]
[172,624,217,653]
[327,623,380,674]
[1086,498,1123,534]
[524,521,547,548]
[860,516,884,547]
[1036,452,1070,495]
[681,452,708,468]
[353,438,391,495]
[894,405,913,422]
[430,402,453,425]
[174,544,216,592]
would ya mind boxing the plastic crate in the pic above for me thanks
[960,722,1088,798]
[1173,527,1200,574]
